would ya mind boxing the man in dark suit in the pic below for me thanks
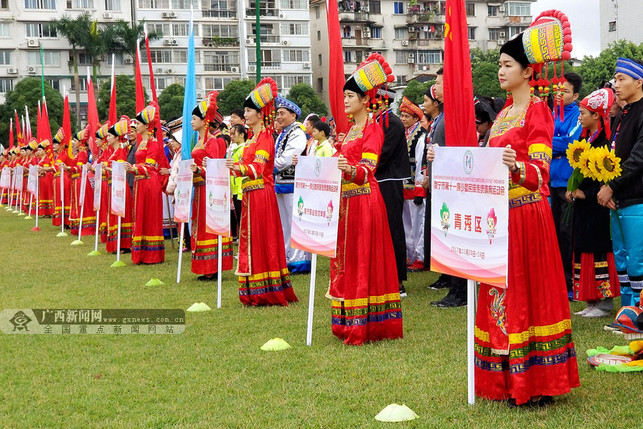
[375,90,412,297]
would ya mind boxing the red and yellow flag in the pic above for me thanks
[326,0,350,135]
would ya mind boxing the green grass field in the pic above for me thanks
[0,208,639,428]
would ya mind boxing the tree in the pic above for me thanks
[580,40,643,98]
[108,20,161,76]
[216,79,256,116]
[286,83,328,120]
[470,48,504,98]
[400,80,433,111]
[0,78,75,142]
[96,75,147,122]
[51,13,94,127]
[157,83,185,121]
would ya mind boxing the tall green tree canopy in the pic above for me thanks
[579,40,643,98]
[0,78,75,144]
[96,75,147,122]
[157,83,185,121]
[286,83,328,120]
[400,80,433,110]
[216,79,256,116]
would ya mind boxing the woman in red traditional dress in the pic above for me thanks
[189,92,233,280]
[227,78,297,305]
[35,140,54,216]
[94,124,112,243]
[66,129,97,236]
[105,117,133,253]
[327,53,403,346]
[457,11,580,406]
[22,140,37,213]
[124,103,165,264]
[50,129,72,227]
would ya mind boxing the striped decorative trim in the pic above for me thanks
[508,192,541,208]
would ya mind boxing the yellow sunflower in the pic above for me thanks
[578,149,598,181]
[566,139,591,169]
[590,146,622,182]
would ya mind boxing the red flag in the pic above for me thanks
[444,0,477,147]
[41,99,54,157]
[108,58,117,125]
[14,110,21,146]
[325,0,350,135]
[9,118,13,149]
[63,93,74,160]
[145,32,158,103]
[36,102,42,142]
[135,47,146,113]
[86,72,100,156]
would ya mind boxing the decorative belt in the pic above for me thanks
[242,178,264,192]
[134,174,149,181]
[508,185,541,209]
[193,176,204,185]
[193,181,205,187]
[341,180,370,198]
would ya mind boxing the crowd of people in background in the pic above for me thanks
[2,8,643,406]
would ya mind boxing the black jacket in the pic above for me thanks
[609,97,643,208]
[572,131,612,254]
[375,111,412,182]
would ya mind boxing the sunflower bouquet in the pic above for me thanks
[566,139,622,191]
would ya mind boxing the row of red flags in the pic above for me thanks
[8,32,160,159]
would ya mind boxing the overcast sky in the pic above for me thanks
[532,0,601,59]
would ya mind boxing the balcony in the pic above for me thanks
[204,64,236,72]
[245,35,281,44]
[407,11,444,25]
[246,8,279,17]
[408,38,444,49]
[249,61,282,70]
[202,37,239,47]
[339,11,374,24]
[201,10,237,18]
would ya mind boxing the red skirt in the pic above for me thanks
[328,182,403,346]
[131,172,165,264]
[52,172,71,227]
[190,182,233,274]
[69,175,97,236]
[573,252,620,302]
[22,175,35,213]
[475,198,579,405]
[99,178,109,243]
[236,183,297,306]
[38,172,54,216]
[106,181,133,252]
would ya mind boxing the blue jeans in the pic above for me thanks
[611,204,643,306]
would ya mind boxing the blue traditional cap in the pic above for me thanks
[616,57,643,81]
[275,95,301,118]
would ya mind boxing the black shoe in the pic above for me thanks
[430,293,451,307]
[437,294,466,308]
[428,275,449,290]
[399,285,407,298]
[197,273,218,281]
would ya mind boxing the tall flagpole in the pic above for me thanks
[40,45,45,97]
[255,0,261,80]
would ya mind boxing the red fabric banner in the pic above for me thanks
[135,48,146,114]
[444,0,477,147]
[14,111,21,146]
[326,0,350,135]
[41,100,53,157]
[145,34,158,104]
[86,76,100,156]
[108,69,117,126]
[9,118,13,149]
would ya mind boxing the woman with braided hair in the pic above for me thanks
[189,92,233,280]
[226,78,297,305]
[124,103,166,264]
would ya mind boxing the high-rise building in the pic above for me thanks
[600,0,643,51]
[0,0,313,117]
[310,0,535,105]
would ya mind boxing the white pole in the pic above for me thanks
[93,208,100,252]
[177,222,185,283]
[116,216,122,263]
[467,278,476,405]
[18,186,23,215]
[27,193,33,217]
[76,197,84,241]
[7,175,13,209]
[306,253,318,346]
[217,235,223,308]
[60,166,66,234]
[34,175,39,228]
